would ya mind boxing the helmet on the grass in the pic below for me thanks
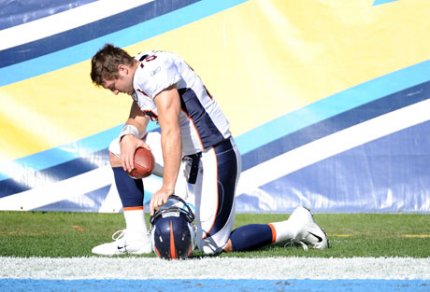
[150,195,195,260]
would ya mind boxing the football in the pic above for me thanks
[128,147,155,179]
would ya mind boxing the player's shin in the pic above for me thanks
[112,167,148,235]
[228,224,274,252]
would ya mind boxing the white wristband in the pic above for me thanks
[119,124,140,139]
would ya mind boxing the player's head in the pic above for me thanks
[150,195,195,260]
[90,44,135,88]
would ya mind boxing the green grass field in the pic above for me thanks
[1,211,429,258]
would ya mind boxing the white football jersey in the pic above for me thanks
[132,51,231,156]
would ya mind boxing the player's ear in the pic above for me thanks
[117,64,128,75]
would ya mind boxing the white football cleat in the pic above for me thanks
[286,206,329,250]
[92,230,153,256]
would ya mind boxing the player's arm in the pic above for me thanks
[149,85,182,215]
[120,101,150,172]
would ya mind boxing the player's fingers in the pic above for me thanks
[128,151,135,171]
[122,156,131,172]
[161,195,168,205]
[120,148,130,171]
[151,193,162,215]
[155,197,162,209]
[121,156,128,172]
[149,197,156,216]
[151,193,166,216]
[123,150,134,172]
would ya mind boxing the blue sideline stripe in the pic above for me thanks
[0,279,429,291]
[235,60,430,154]
[0,0,199,68]
[0,0,248,86]
[241,80,430,170]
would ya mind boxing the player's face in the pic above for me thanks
[102,65,134,95]
[103,77,132,95]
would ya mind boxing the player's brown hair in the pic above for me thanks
[90,44,135,86]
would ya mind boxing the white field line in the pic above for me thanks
[0,0,153,50]
[1,257,430,280]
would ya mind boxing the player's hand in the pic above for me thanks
[150,188,172,216]
[119,135,147,172]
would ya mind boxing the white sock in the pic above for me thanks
[270,219,295,243]
[123,209,148,238]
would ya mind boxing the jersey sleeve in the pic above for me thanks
[134,54,181,99]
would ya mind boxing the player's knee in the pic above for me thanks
[223,239,233,253]
[109,152,121,167]
[109,138,121,167]
[109,138,120,154]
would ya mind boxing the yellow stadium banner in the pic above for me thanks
[1,0,429,213]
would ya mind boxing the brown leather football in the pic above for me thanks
[128,147,155,179]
